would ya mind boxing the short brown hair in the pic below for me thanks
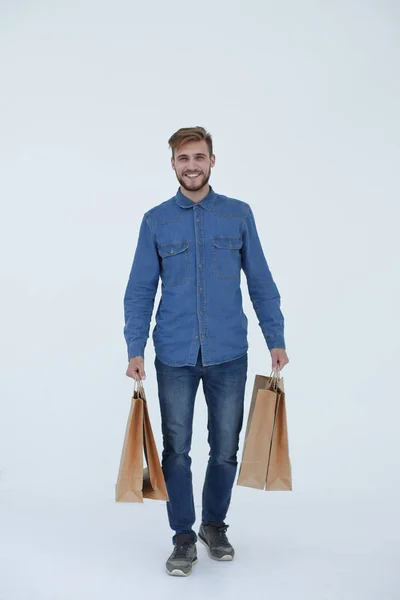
[168,126,213,158]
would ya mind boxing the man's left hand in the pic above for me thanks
[270,348,289,371]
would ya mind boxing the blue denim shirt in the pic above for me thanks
[123,185,285,366]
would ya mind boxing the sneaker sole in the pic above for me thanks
[166,558,198,577]
[198,534,234,561]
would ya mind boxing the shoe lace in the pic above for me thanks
[173,543,191,559]
[214,523,230,545]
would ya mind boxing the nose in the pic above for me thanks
[187,158,200,171]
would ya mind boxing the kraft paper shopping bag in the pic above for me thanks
[266,384,292,491]
[115,378,169,502]
[237,371,292,491]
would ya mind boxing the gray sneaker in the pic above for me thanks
[166,533,198,577]
[198,522,235,561]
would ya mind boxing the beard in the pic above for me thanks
[177,167,211,192]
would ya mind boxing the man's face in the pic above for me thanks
[171,140,215,192]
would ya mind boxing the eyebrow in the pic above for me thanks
[176,153,207,159]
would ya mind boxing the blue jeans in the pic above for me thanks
[154,347,248,543]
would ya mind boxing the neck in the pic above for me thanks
[179,183,210,204]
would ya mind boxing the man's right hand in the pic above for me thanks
[126,356,146,380]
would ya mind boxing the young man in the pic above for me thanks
[123,126,289,577]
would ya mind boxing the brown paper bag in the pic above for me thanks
[115,379,169,502]
[237,372,292,491]
[266,385,292,491]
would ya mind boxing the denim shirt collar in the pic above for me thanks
[175,185,217,211]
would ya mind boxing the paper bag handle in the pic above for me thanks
[133,377,147,401]
[268,366,281,391]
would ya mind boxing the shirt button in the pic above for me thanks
[199,288,203,292]
[169,249,174,254]
[200,311,203,315]
[197,240,201,245]
[199,264,203,268]
[196,218,200,222]
[195,336,199,339]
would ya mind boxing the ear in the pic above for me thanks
[210,154,216,167]
[171,157,175,170]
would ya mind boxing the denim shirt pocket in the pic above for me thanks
[212,237,243,279]
[158,241,190,286]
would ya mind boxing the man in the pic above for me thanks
[123,126,288,577]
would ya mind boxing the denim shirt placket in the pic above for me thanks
[193,203,210,366]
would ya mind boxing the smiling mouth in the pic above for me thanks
[185,173,202,179]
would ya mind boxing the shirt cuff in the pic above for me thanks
[266,335,286,351]
[128,342,145,361]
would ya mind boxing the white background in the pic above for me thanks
[1,1,399,598]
